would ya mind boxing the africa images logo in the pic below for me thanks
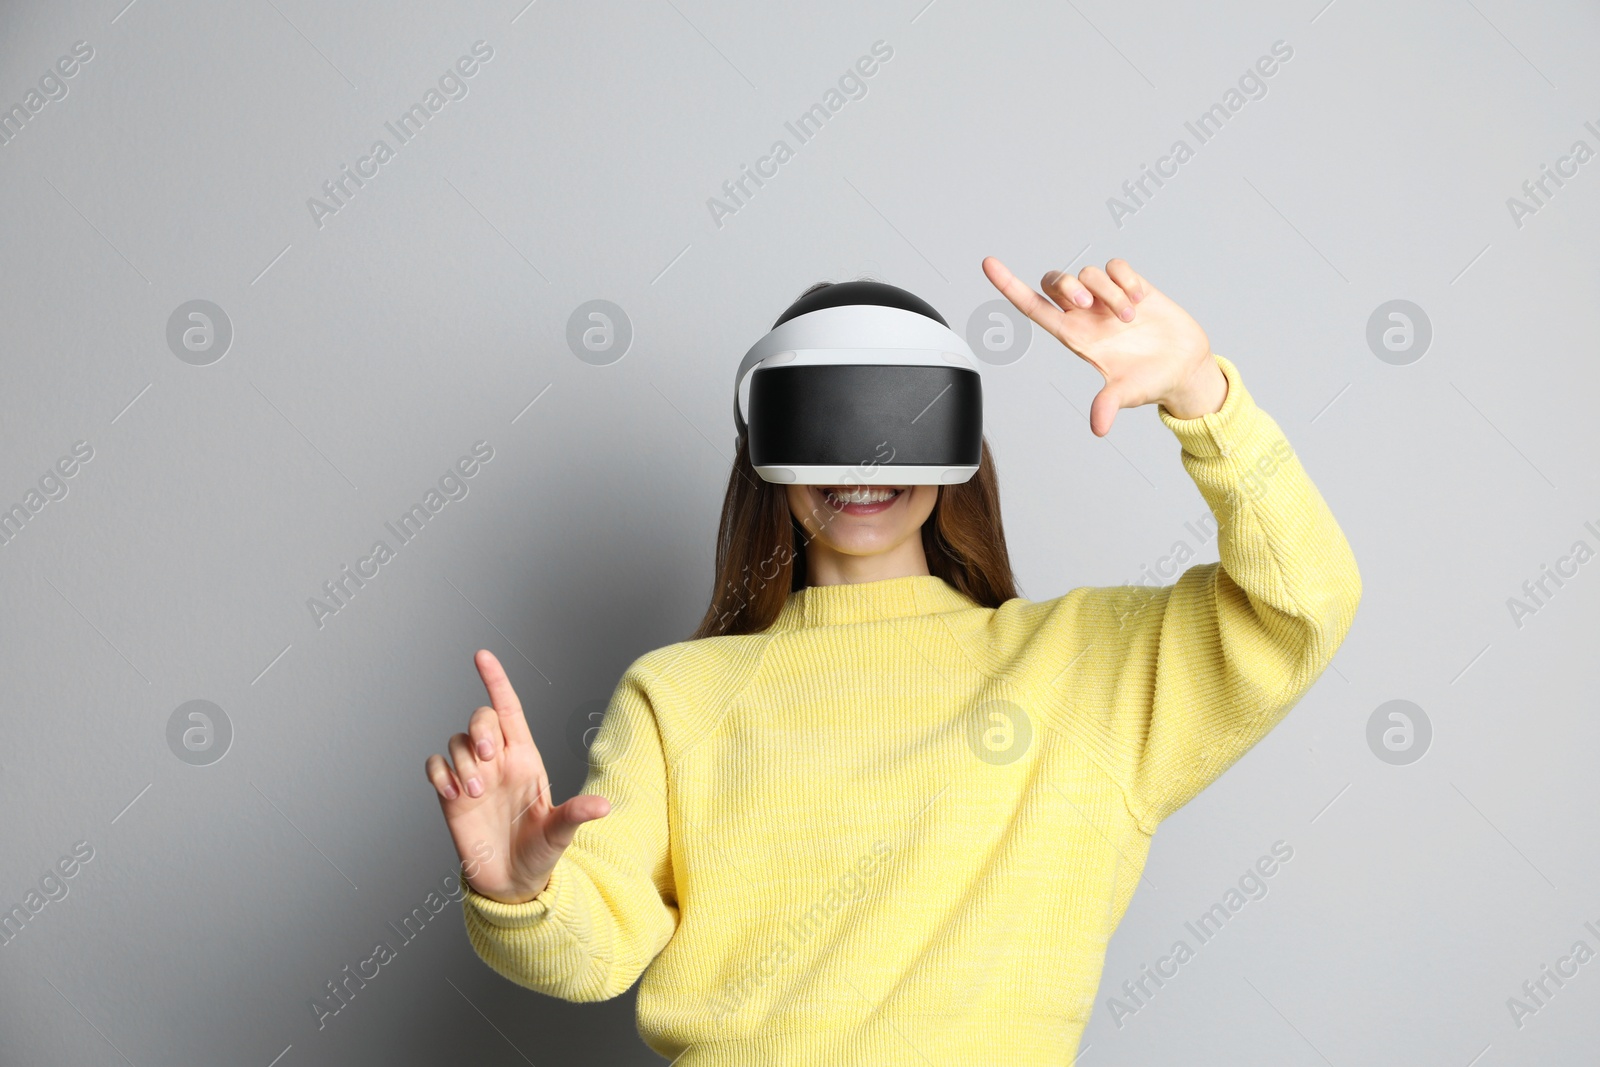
[306,41,495,230]
[306,441,494,630]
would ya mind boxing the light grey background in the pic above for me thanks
[1,0,1596,1064]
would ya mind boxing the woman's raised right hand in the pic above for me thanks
[425,649,613,904]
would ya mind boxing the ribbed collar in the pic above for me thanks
[768,574,978,631]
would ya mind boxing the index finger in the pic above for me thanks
[982,256,1068,336]
[475,649,532,744]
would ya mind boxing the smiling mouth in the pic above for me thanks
[820,486,904,514]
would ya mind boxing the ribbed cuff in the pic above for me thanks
[1156,354,1261,459]
[460,856,566,930]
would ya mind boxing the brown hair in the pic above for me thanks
[690,282,1018,639]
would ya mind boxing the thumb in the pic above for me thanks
[542,793,612,852]
[1089,382,1128,437]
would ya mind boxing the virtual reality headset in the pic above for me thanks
[733,281,983,486]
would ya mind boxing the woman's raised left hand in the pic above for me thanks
[982,255,1225,436]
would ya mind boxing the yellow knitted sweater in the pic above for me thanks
[461,354,1361,1064]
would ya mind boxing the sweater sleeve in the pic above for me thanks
[459,664,678,1001]
[1097,353,1361,833]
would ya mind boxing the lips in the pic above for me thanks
[820,486,903,515]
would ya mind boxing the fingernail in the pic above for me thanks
[442,780,458,800]
[477,738,493,760]
[1120,306,1134,321]
[465,777,483,798]
[1074,291,1092,307]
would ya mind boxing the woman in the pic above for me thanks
[424,257,1361,1064]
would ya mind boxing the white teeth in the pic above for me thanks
[824,487,899,505]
